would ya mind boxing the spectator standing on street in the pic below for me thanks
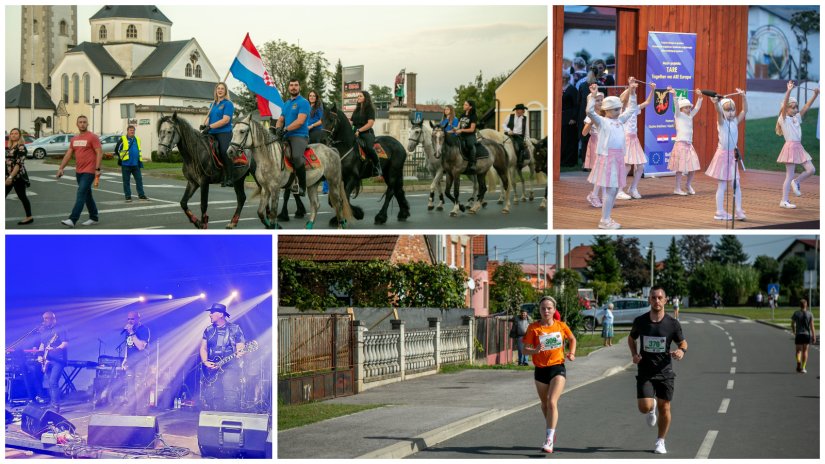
[522,296,576,454]
[671,296,680,320]
[5,128,34,225]
[115,125,148,203]
[57,115,102,228]
[713,292,722,309]
[510,309,532,366]
[628,286,687,455]
[561,71,580,167]
[602,303,615,346]
[791,299,816,373]
[756,291,763,309]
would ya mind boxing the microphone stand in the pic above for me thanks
[6,325,41,352]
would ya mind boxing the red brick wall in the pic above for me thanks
[391,235,432,264]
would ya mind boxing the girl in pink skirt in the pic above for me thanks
[776,80,819,209]
[586,79,638,229]
[667,87,703,195]
[616,81,656,200]
[705,89,747,220]
[582,91,605,207]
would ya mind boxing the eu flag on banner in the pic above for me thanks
[230,33,284,119]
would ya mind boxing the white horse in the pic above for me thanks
[227,114,354,229]
[406,121,445,211]
[479,129,536,204]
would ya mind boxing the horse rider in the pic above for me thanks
[272,78,311,196]
[452,99,479,173]
[504,103,529,168]
[351,90,382,177]
[200,82,235,187]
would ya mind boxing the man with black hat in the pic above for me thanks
[503,103,530,168]
[200,303,246,411]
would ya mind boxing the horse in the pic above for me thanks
[227,114,355,229]
[322,102,410,225]
[479,128,536,205]
[276,175,307,222]
[430,123,510,217]
[533,137,548,210]
[156,113,250,229]
[406,121,445,211]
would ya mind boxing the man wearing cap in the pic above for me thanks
[503,103,530,168]
[200,303,246,411]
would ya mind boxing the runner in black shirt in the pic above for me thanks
[791,299,816,373]
[628,286,687,455]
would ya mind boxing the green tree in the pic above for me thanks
[550,268,584,337]
[678,235,713,274]
[615,236,648,293]
[583,236,623,303]
[780,256,807,304]
[259,40,329,100]
[712,235,749,266]
[551,268,582,294]
[308,58,327,100]
[790,10,820,81]
[687,262,724,306]
[292,52,309,97]
[719,265,759,306]
[658,237,688,299]
[368,84,393,105]
[453,71,508,121]
[330,59,343,108]
[232,85,259,116]
[753,255,780,293]
[490,261,529,314]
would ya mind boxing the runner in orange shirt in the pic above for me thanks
[523,296,576,453]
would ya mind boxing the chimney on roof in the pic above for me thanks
[407,72,416,109]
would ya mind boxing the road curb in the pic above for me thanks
[356,361,632,459]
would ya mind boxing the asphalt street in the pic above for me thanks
[409,314,819,459]
[6,161,547,230]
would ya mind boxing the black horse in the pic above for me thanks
[156,113,251,229]
[534,137,548,209]
[322,102,410,225]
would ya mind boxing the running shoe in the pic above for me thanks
[673,189,688,196]
[687,186,696,195]
[646,399,657,427]
[541,437,554,453]
[598,219,621,230]
[586,192,602,208]
[797,362,802,372]
[654,440,667,454]
[81,219,99,226]
[616,190,631,200]
[779,200,797,209]
[630,189,642,199]
[792,179,801,197]
[801,368,807,374]
[714,212,732,221]
[60,219,75,228]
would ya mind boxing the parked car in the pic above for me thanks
[5,134,36,147]
[99,134,123,157]
[580,297,651,331]
[26,134,72,159]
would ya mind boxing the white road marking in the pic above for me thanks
[726,380,734,389]
[710,320,720,324]
[696,430,718,459]
[730,342,735,347]
[692,319,705,324]
[717,399,730,414]
[730,367,736,374]
[739,319,754,323]
[28,176,58,183]
[728,335,733,341]
[732,348,737,354]
[732,356,737,363]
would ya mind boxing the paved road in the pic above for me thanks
[6,161,546,230]
[409,314,819,459]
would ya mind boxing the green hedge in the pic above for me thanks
[150,149,184,163]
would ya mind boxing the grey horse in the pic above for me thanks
[406,121,445,211]
[479,128,537,205]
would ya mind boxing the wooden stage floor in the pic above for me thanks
[553,170,819,230]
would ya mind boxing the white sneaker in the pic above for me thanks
[735,210,746,221]
[779,200,797,209]
[714,212,732,221]
[673,189,688,196]
[586,192,602,208]
[654,440,667,454]
[791,179,801,197]
[646,399,657,427]
[598,219,621,230]
[616,190,631,200]
[801,368,807,374]
[81,219,99,226]
[630,189,642,199]
[687,186,696,195]
[61,219,75,228]
[541,436,554,453]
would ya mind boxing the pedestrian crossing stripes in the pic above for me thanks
[680,319,755,324]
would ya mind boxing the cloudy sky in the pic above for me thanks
[5,4,547,103]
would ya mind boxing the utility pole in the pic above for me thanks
[649,241,655,289]
[567,237,572,269]
[544,251,549,290]
[535,237,541,293]
[30,8,35,135]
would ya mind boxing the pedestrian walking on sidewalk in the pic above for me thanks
[628,286,687,455]
[602,303,615,346]
[522,296,576,454]
[510,309,531,366]
[791,299,816,373]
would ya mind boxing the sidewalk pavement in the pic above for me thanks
[277,341,633,459]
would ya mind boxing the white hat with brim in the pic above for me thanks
[678,98,693,109]
[601,96,622,111]
[720,98,735,110]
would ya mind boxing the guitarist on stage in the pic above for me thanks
[200,303,245,411]
[121,311,151,414]
[37,311,69,412]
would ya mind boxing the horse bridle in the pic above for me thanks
[230,120,280,152]
[158,118,178,152]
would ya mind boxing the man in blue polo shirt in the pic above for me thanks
[114,125,148,202]
[273,78,310,196]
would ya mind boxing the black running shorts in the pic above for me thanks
[636,375,674,401]
[795,334,812,345]
[534,364,566,384]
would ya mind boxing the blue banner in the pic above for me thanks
[644,32,697,176]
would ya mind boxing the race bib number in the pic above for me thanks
[643,336,667,353]
[539,332,563,351]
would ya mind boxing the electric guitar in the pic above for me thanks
[202,340,259,386]
[41,332,58,373]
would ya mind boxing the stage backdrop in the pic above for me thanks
[553,6,749,181]
[644,31,696,176]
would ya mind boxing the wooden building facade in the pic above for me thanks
[553,6,749,180]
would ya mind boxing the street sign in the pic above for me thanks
[120,103,136,119]
[767,283,779,295]
[414,111,423,124]
[139,119,151,126]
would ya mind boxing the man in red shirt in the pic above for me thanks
[57,115,103,227]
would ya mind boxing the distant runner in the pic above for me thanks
[791,299,816,374]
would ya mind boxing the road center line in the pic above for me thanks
[732,356,737,363]
[726,380,734,389]
[730,342,735,347]
[730,367,736,374]
[717,399,730,413]
[732,348,737,354]
[696,430,719,459]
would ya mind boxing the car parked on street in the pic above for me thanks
[580,297,651,331]
[26,134,72,159]
[99,134,123,158]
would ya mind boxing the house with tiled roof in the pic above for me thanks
[777,239,819,288]
[44,5,221,153]
[278,235,435,264]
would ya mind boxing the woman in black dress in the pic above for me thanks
[5,128,33,225]
[351,91,381,177]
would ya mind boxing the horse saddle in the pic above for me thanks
[461,142,490,162]
[283,146,322,171]
[357,142,389,160]
[203,134,248,167]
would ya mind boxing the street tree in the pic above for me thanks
[453,71,508,122]
[583,235,623,302]
[330,59,343,108]
[615,236,648,293]
[368,84,393,106]
[259,40,329,100]
[753,255,780,293]
[231,86,258,117]
[790,10,819,81]
[780,255,807,304]
[719,265,759,306]
[657,237,688,299]
[712,235,749,266]
[678,235,713,273]
[687,262,724,306]
[490,261,529,314]
[308,58,327,100]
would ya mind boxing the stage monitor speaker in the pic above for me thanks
[198,411,270,458]
[87,414,158,448]
[266,427,272,458]
[21,404,75,438]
